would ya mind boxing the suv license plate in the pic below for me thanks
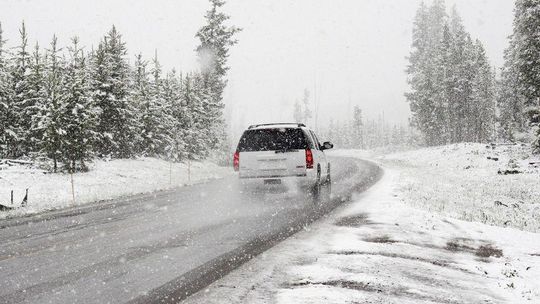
[264,179,282,185]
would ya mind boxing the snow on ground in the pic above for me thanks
[0,157,231,218]
[185,151,540,304]
[372,143,540,233]
[186,169,540,303]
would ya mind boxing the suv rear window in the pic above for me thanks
[237,128,310,152]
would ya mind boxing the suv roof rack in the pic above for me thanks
[248,123,306,129]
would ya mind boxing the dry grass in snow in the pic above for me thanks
[379,143,540,232]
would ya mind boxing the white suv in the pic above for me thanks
[233,123,333,194]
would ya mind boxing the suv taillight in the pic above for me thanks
[233,151,240,171]
[305,149,313,169]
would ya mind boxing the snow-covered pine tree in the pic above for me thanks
[456,37,478,142]
[131,53,150,155]
[163,70,185,161]
[302,89,312,125]
[326,118,336,146]
[40,35,66,172]
[427,0,451,145]
[352,106,364,148]
[407,1,496,146]
[26,43,47,155]
[293,100,303,123]
[6,22,32,158]
[194,72,216,158]
[195,0,240,155]
[512,0,540,152]
[181,73,207,160]
[497,33,527,142]
[60,37,97,171]
[470,41,496,142]
[144,51,174,156]
[0,22,10,158]
[405,1,428,144]
[406,1,444,146]
[447,8,465,142]
[390,125,400,146]
[431,22,453,145]
[91,26,139,158]
[448,8,475,143]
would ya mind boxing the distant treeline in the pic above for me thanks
[290,90,413,150]
[407,0,540,153]
[319,106,414,150]
[498,0,540,151]
[0,0,240,172]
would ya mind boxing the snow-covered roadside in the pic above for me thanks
[0,157,232,218]
[185,166,540,303]
[373,143,540,233]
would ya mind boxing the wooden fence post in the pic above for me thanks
[21,189,28,207]
[70,163,76,206]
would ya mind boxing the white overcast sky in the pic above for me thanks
[0,0,515,134]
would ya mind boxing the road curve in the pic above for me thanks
[0,157,382,304]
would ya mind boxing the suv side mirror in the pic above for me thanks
[321,141,334,150]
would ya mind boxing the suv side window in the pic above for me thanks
[310,130,321,150]
[302,129,316,149]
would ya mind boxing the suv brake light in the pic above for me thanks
[305,149,313,169]
[233,151,240,171]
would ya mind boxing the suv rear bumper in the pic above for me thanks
[239,173,306,179]
[238,170,317,188]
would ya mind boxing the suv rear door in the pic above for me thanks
[309,129,328,175]
[236,128,311,178]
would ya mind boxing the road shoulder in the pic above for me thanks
[184,167,540,303]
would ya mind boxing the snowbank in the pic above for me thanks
[378,143,540,232]
[0,157,232,218]
[185,168,540,303]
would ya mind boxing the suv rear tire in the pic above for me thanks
[312,165,322,197]
[325,163,331,184]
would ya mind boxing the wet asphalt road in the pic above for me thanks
[0,157,381,304]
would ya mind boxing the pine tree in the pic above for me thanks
[6,22,32,158]
[497,34,527,141]
[293,100,303,122]
[448,8,475,143]
[432,22,453,145]
[406,1,448,146]
[163,70,185,161]
[196,0,240,154]
[302,89,312,125]
[91,26,139,158]
[60,37,97,171]
[512,0,540,152]
[352,106,364,148]
[142,52,174,156]
[39,35,66,172]
[181,73,207,160]
[26,43,47,155]
[406,2,431,144]
[407,1,495,146]
[0,22,10,158]
[470,41,496,142]
[131,53,151,155]
[326,118,336,146]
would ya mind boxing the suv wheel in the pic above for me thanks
[325,163,331,184]
[312,165,322,197]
